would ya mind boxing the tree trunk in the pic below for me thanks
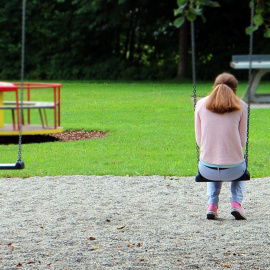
[176,21,188,79]
[128,8,139,62]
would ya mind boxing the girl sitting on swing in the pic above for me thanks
[195,73,248,220]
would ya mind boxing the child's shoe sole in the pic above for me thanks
[231,209,247,220]
[207,211,217,220]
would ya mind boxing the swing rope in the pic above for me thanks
[192,2,255,181]
[17,0,26,163]
[0,0,26,170]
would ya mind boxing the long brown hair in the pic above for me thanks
[205,73,241,114]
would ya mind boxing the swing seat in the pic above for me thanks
[195,170,250,182]
[0,160,25,170]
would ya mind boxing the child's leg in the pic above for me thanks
[207,182,223,207]
[230,181,246,204]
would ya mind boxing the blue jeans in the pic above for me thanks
[207,181,246,207]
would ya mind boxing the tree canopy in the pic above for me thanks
[0,0,269,81]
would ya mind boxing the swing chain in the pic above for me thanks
[245,0,255,169]
[191,21,197,110]
[191,20,200,164]
[18,0,26,162]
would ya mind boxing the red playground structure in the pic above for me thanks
[0,82,63,135]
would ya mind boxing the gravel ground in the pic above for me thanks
[1,175,269,270]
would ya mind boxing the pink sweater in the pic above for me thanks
[195,97,248,165]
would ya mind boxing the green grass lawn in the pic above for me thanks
[0,80,269,178]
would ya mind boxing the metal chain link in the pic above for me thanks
[191,22,197,109]
[17,0,26,162]
[245,1,255,169]
[191,21,200,164]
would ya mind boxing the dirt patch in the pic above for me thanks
[49,130,108,142]
[0,130,108,145]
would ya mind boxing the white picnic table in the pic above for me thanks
[230,55,270,103]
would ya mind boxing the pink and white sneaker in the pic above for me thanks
[231,201,247,220]
[207,203,218,219]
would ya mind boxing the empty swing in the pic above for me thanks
[191,4,255,182]
[0,0,26,170]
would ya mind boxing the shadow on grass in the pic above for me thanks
[0,135,59,145]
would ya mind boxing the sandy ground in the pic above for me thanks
[1,175,269,270]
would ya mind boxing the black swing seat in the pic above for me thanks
[0,160,25,170]
[195,170,250,182]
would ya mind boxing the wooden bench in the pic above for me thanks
[230,55,270,103]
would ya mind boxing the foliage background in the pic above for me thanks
[0,0,269,81]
